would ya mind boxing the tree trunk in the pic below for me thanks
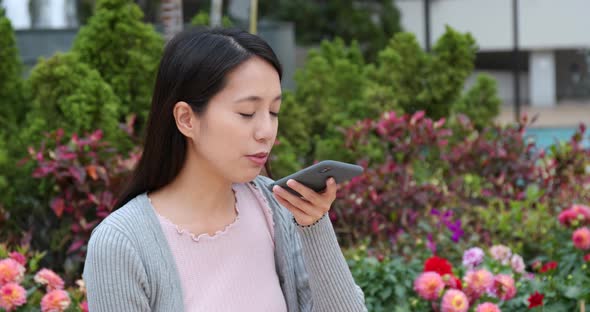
[209,0,222,27]
[160,0,183,42]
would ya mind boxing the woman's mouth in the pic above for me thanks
[246,153,268,166]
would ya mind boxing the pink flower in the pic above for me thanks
[572,227,590,250]
[491,274,516,300]
[75,279,86,294]
[0,259,25,286]
[79,300,89,312]
[463,269,494,298]
[476,302,501,312]
[40,289,71,312]
[441,289,469,312]
[489,245,512,265]
[511,254,526,273]
[8,252,26,266]
[559,204,590,226]
[414,272,445,300]
[0,282,27,311]
[462,247,484,269]
[34,268,65,291]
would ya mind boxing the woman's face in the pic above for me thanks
[186,56,282,183]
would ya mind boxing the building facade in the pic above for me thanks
[397,0,590,107]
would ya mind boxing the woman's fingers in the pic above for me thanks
[272,185,318,217]
[272,178,339,225]
[286,179,321,202]
[323,177,338,200]
[273,193,317,225]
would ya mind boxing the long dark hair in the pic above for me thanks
[114,27,282,209]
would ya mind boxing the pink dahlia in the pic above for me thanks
[462,247,484,269]
[0,282,27,311]
[34,268,65,291]
[489,245,512,265]
[414,271,445,300]
[40,289,71,312]
[463,269,494,298]
[510,254,526,274]
[573,227,590,250]
[441,289,469,312]
[491,274,516,300]
[476,302,501,312]
[0,259,25,286]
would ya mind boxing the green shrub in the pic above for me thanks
[291,38,379,162]
[345,247,429,312]
[72,0,163,125]
[191,10,233,27]
[372,26,478,120]
[20,53,123,147]
[269,138,301,180]
[273,26,490,172]
[454,74,502,129]
[269,92,309,178]
[0,4,26,129]
[0,134,8,191]
[0,5,21,203]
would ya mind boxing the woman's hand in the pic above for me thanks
[272,178,338,226]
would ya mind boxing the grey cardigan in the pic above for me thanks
[83,176,367,311]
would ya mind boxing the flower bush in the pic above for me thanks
[0,244,86,311]
[345,246,430,312]
[412,245,532,311]
[519,203,590,310]
[1,128,140,280]
[332,111,590,261]
[408,202,590,311]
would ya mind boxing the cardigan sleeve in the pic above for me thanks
[83,224,152,312]
[293,214,368,312]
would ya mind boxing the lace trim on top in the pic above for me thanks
[247,181,276,239]
[148,185,239,242]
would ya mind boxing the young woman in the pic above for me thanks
[83,27,366,312]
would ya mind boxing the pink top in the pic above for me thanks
[152,183,288,312]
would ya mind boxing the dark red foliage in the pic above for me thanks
[27,129,140,256]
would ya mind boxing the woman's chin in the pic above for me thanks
[231,169,263,183]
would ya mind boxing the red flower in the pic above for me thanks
[584,254,590,262]
[531,260,542,271]
[444,275,463,290]
[424,256,453,276]
[539,261,558,273]
[528,291,544,308]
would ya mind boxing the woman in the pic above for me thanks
[83,27,366,312]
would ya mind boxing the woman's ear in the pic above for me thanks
[173,101,199,139]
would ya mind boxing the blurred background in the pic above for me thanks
[3,1,590,108]
[1,1,590,311]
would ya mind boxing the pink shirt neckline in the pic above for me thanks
[148,184,240,242]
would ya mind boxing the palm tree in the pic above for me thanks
[209,0,221,27]
[160,0,183,41]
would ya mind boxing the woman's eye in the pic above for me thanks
[270,112,279,117]
[239,113,254,118]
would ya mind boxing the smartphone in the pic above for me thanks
[268,160,364,197]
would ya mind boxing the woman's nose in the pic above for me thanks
[254,114,275,142]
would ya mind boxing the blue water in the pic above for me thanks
[525,127,590,149]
